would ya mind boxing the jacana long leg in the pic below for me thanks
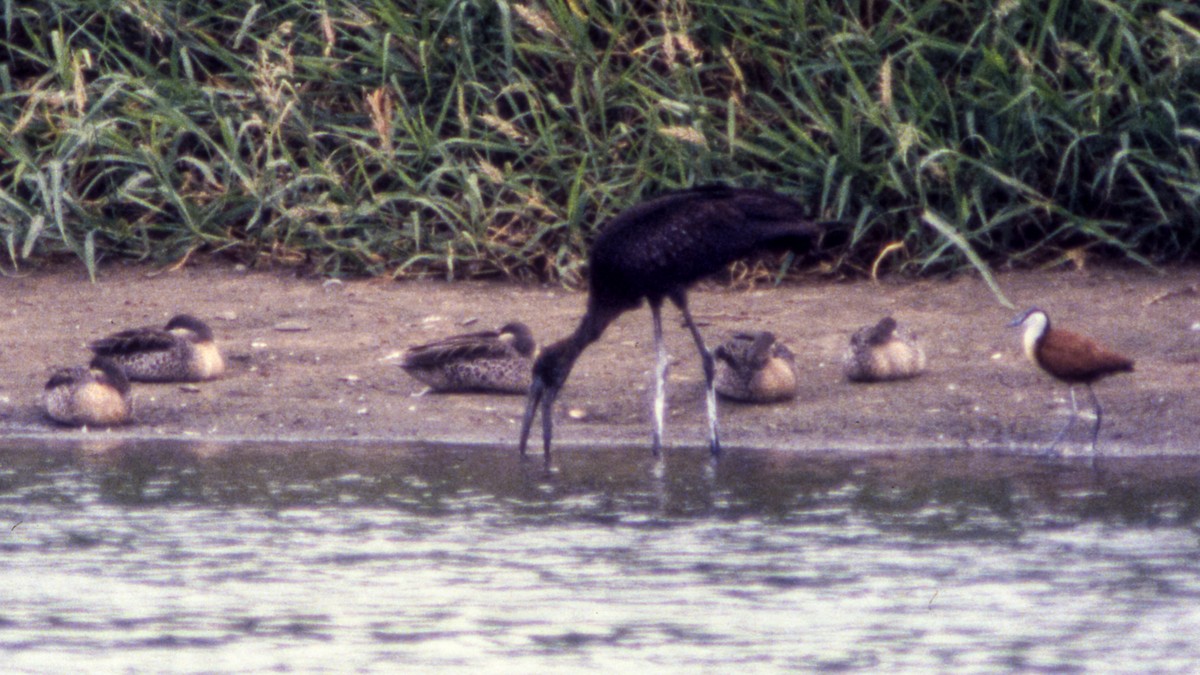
[1086,384,1103,453]
[672,292,721,456]
[650,300,667,456]
[1048,386,1078,454]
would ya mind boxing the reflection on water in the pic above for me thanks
[2,438,1199,671]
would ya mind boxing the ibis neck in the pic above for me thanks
[540,303,622,387]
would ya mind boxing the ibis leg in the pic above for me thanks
[650,300,668,456]
[541,385,557,460]
[673,292,721,456]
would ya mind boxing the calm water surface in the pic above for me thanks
[2,439,1199,672]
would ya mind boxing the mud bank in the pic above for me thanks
[1,264,1196,456]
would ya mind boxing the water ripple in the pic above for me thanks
[2,440,1199,671]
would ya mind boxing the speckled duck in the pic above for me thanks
[714,331,798,403]
[89,314,225,382]
[843,316,926,382]
[401,322,535,394]
[44,356,132,426]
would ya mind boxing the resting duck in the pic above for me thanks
[90,314,225,382]
[713,331,798,403]
[44,356,132,426]
[843,316,926,382]
[401,322,535,394]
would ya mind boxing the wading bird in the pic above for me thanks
[518,185,825,459]
[843,316,926,382]
[44,356,132,427]
[90,314,225,382]
[714,331,798,403]
[1009,308,1134,452]
[401,322,536,394]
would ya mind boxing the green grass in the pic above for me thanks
[1,0,1198,282]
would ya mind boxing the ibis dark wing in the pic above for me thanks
[589,186,821,302]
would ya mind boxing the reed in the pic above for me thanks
[1,0,1197,281]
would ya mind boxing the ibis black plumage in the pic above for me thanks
[517,185,825,459]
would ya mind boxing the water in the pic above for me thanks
[2,439,1199,672]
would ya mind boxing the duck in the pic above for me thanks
[44,356,133,426]
[401,322,535,394]
[89,314,225,382]
[1009,308,1134,452]
[713,331,798,403]
[843,316,926,382]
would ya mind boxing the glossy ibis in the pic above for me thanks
[518,185,825,458]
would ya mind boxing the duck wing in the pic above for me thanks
[402,330,513,369]
[90,328,177,356]
[45,366,87,390]
[716,332,775,374]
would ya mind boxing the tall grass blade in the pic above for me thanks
[922,210,1014,309]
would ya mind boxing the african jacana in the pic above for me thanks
[1009,308,1134,452]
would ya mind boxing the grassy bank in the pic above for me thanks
[1,0,1198,281]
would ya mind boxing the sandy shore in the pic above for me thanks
[1,263,1197,456]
